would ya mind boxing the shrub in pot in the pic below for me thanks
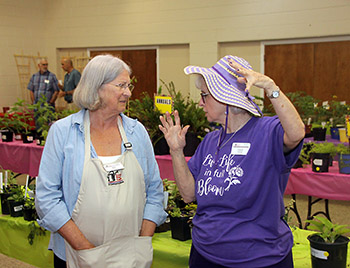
[306,216,350,268]
[0,112,15,142]
[165,180,196,241]
[310,142,337,172]
[23,197,36,221]
[0,170,18,214]
[7,185,24,217]
[336,144,350,174]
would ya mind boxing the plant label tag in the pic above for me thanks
[310,247,329,260]
[313,159,323,166]
[44,79,50,84]
[231,143,250,155]
[14,205,23,212]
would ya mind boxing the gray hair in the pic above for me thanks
[73,54,131,110]
[195,74,247,115]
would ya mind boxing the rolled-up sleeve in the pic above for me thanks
[35,123,71,232]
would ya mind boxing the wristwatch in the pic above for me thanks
[268,87,280,99]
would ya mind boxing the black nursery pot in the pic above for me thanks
[22,133,34,143]
[23,207,36,221]
[1,130,13,142]
[308,234,349,268]
[170,216,191,241]
[7,200,24,217]
[313,128,327,141]
[312,153,330,173]
[0,193,12,215]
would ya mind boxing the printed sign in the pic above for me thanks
[154,95,173,114]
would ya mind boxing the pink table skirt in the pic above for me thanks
[0,139,43,177]
[1,139,349,202]
[285,163,350,201]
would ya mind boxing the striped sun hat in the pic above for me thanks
[184,55,262,117]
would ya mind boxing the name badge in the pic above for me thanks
[104,162,124,172]
[231,143,250,155]
[44,79,50,84]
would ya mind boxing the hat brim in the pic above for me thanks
[184,66,261,117]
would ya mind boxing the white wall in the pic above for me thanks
[1,0,350,108]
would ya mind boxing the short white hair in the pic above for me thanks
[73,54,131,110]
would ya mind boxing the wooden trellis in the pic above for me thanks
[13,53,47,102]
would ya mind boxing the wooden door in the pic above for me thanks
[264,41,350,105]
[90,49,156,100]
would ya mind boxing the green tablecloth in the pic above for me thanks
[0,212,349,268]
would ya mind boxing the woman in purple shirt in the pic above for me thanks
[159,55,305,268]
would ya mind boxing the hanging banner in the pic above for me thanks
[154,95,173,114]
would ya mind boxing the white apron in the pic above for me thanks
[65,112,153,268]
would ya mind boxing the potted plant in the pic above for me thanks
[293,142,315,168]
[161,80,210,156]
[285,91,319,137]
[0,112,15,142]
[328,96,349,140]
[28,95,58,146]
[306,216,350,268]
[309,142,337,172]
[10,99,35,143]
[23,197,36,221]
[128,91,163,151]
[6,184,25,217]
[0,170,18,215]
[165,180,197,241]
[336,143,350,174]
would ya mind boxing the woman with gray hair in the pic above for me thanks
[36,54,167,268]
[159,55,305,268]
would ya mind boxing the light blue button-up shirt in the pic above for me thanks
[35,109,167,260]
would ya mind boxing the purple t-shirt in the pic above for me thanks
[188,116,303,268]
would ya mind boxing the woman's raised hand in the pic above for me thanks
[159,110,190,154]
[227,57,276,93]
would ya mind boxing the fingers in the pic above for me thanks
[174,110,181,126]
[181,125,190,139]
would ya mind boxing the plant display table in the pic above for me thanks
[1,206,349,268]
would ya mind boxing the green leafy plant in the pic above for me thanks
[336,143,350,155]
[127,92,162,145]
[9,99,34,134]
[285,92,320,125]
[7,185,25,203]
[28,95,58,143]
[164,179,197,219]
[309,142,337,157]
[306,216,350,243]
[283,199,295,226]
[27,221,46,245]
[0,112,15,132]
[24,197,35,210]
[328,95,350,127]
[0,169,18,194]
[161,80,210,138]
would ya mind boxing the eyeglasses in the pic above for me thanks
[110,82,135,92]
[200,92,210,104]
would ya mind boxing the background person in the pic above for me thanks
[58,58,81,108]
[159,55,305,268]
[36,55,167,268]
[27,58,59,106]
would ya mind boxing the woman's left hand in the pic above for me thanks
[227,57,277,94]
